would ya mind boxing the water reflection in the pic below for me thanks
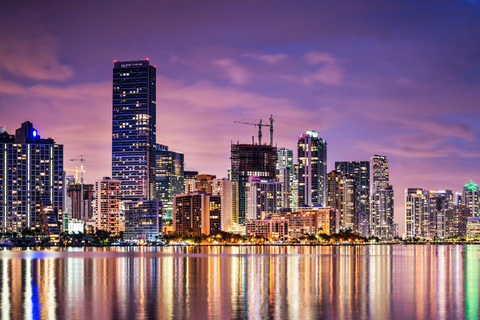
[0,245,479,319]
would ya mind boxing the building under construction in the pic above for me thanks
[231,116,277,225]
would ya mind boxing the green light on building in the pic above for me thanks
[465,181,478,191]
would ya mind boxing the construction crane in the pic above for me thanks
[234,114,274,146]
[69,155,86,225]
[65,166,86,184]
[69,155,86,184]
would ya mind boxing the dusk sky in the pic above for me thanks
[1,0,479,234]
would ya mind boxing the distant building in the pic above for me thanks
[297,130,327,207]
[124,199,162,241]
[155,143,184,220]
[327,170,356,230]
[445,205,470,238]
[460,181,479,217]
[95,177,123,235]
[371,155,389,189]
[230,142,277,224]
[185,174,216,194]
[245,218,289,239]
[246,177,282,220]
[67,183,94,223]
[0,121,64,234]
[335,161,370,216]
[276,148,293,210]
[467,217,480,238]
[173,192,221,235]
[371,186,395,240]
[270,206,338,237]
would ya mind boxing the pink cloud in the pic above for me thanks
[213,58,249,85]
[243,53,288,64]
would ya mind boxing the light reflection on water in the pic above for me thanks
[0,245,478,319]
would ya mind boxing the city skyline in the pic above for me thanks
[1,1,480,235]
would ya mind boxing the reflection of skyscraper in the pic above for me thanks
[335,161,370,215]
[231,143,277,224]
[0,121,64,233]
[297,130,327,207]
[155,144,184,220]
[112,59,156,201]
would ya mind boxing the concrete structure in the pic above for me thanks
[173,192,221,235]
[297,130,327,207]
[0,121,64,234]
[95,177,123,235]
[246,177,282,220]
[67,183,94,223]
[245,218,289,239]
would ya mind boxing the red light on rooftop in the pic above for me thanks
[114,60,117,62]
[146,58,149,61]
[154,65,157,68]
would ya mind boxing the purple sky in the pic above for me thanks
[1,0,479,235]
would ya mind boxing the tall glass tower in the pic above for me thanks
[112,60,156,201]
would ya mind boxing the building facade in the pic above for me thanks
[371,155,389,189]
[67,183,94,223]
[460,181,479,217]
[371,186,395,239]
[326,170,356,230]
[335,161,370,216]
[0,121,64,234]
[245,218,289,239]
[95,177,123,235]
[173,192,222,235]
[246,177,282,220]
[124,199,162,241]
[297,130,327,207]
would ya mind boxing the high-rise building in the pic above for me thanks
[230,142,277,224]
[155,144,184,220]
[460,181,479,217]
[246,177,282,220]
[335,161,370,215]
[277,148,294,209]
[185,174,216,194]
[445,205,470,238]
[0,121,64,234]
[371,186,394,239]
[124,199,162,241]
[270,206,338,237]
[371,155,389,189]
[297,130,327,207]
[173,191,221,235]
[112,59,156,201]
[326,170,356,230]
[277,148,293,169]
[95,177,123,235]
[67,184,94,223]
[211,179,239,232]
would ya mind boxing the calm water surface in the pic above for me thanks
[0,245,478,319]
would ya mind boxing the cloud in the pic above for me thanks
[213,58,249,84]
[301,52,343,85]
[243,53,288,64]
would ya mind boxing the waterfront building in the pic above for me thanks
[124,199,162,241]
[270,206,338,237]
[211,178,239,232]
[0,121,64,234]
[173,191,221,235]
[460,181,479,217]
[230,142,277,224]
[112,59,156,201]
[371,155,389,189]
[445,205,470,238]
[466,217,480,238]
[245,218,289,239]
[155,143,184,220]
[326,170,356,230]
[371,186,395,240]
[185,174,216,194]
[67,183,94,223]
[95,177,123,235]
[246,177,282,220]
[276,148,294,210]
[297,130,327,207]
[335,161,370,216]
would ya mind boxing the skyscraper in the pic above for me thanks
[335,161,370,215]
[95,177,123,235]
[231,142,277,224]
[112,59,156,201]
[371,186,394,239]
[327,170,356,230]
[460,181,479,217]
[371,155,389,189]
[277,148,294,209]
[246,177,282,220]
[0,121,64,234]
[297,130,327,207]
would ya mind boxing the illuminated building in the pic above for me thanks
[445,205,470,238]
[67,183,94,223]
[371,155,389,189]
[371,186,394,240]
[335,161,370,216]
[230,142,277,224]
[246,177,282,220]
[185,174,216,194]
[245,218,289,239]
[277,148,293,210]
[297,130,327,207]
[95,177,123,235]
[173,191,221,235]
[124,199,162,241]
[155,143,184,220]
[460,181,479,217]
[466,217,480,238]
[270,206,338,237]
[405,188,453,239]
[326,170,356,230]
[112,59,156,201]
[0,121,63,233]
